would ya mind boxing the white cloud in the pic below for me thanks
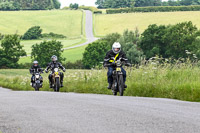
[58,0,97,8]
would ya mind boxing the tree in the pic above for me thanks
[135,0,162,7]
[180,0,193,5]
[95,0,104,8]
[140,21,200,59]
[95,0,135,8]
[0,0,61,10]
[69,3,79,9]
[31,40,65,67]
[0,34,26,68]
[22,26,42,40]
[163,21,200,58]
[119,29,144,64]
[140,24,167,59]
[83,40,109,69]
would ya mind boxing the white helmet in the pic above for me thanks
[112,42,121,54]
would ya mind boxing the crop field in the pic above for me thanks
[94,11,200,36]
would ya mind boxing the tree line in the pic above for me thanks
[95,0,200,8]
[0,0,60,10]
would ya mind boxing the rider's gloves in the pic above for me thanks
[63,69,66,72]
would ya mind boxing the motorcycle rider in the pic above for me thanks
[104,42,130,89]
[29,61,43,87]
[45,55,66,88]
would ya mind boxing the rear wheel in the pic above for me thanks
[118,75,124,96]
[55,77,60,92]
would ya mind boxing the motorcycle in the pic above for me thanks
[105,57,130,96]
[51,68,61,92]
[30,69,43,91]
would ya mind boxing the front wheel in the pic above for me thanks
[112,80,117,96]
[35,83,40,91]
[118,75,124,96]
[54,77,60,92]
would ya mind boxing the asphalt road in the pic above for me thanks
[1,87,200,133]
[63,10,98,50]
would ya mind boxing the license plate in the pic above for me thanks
[116,68,121,71]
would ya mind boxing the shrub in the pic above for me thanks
[93,11,102,14]
[63,60,84,69]
[42,32,66,39]
[79,6,98,12]
[22,26,42,40]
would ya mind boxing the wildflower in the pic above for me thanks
[186,51,191,55]
[151,62,157,65]
[152,67,157,70]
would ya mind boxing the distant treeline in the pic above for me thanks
[0,0,60,10]
[96,0,200,9]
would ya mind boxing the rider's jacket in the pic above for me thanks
[46,62,65,72]
[30,65,43,74]
[104,50,128,66]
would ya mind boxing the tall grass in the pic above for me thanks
[1,57,200,102]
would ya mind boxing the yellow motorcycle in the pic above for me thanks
[52,68,60,92]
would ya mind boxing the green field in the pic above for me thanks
[19,44,87,64]
[63,45,87,62]
[0,10,83,38]
[21,39,85,54]
[94,11,200,36]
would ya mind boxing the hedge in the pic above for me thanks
[93,11,102,14]
[106,5,200,14]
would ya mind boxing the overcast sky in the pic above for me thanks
[58,0,169,8]
[58,0,97,8]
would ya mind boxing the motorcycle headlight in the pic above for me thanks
[117,61,121,66]
[35,75,40,79]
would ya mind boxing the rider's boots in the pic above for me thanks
[49,82,53,88]
[124,83,127,88]
[30,82,33,87]
[60,82,64,87]
[107,83,112,89]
